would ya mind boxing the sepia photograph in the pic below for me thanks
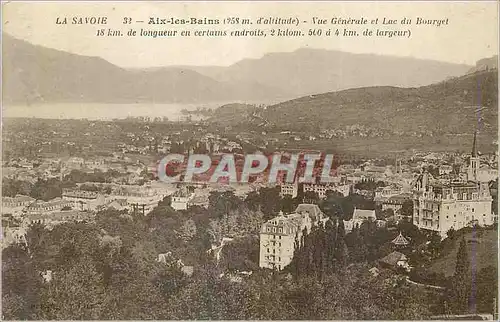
[1,1,499,320]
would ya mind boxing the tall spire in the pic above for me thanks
[472,130,478,157]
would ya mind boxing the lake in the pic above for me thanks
[2,102,230,120]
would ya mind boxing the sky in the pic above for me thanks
[2,1,499,68]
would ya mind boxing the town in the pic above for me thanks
[2,114,498,320]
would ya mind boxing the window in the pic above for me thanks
[279,228,283,233]
[279,236,282,240]
[279,242,281,247]
[267,248,269,253]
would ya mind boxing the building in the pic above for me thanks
[2,194,35,209]
[413,135,496,237]
[170,186,195,211]
[95,183,167,215]
[343,208,376,233]
[2,195,35,216]
[381,193,412,212]
[62,189,107,211]
[303,182,351,199]
[280,182,299,198]
[381,193,412,222]
[259,204,325,271]
[1,226,27,249]
[391,232,410,247]
[439,164,453,176]
[466,131,498,183]
[412,172,494,237]
[24,210,94,228]
[26,198,74,215]
[379,251,410,272]
[374,185,404,201]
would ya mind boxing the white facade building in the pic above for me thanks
[303,183,351,198]
[343,208,377,233]
[170,186,195,211]
[259,204,325,271]
[412,172,494,238]
[280,182,299,198]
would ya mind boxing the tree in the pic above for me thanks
[37,258,107,320]
[208,191,241,218]
[446,227,456,240]
[324,220,337,272]
[379,208,394,220]
[475,266,498,314]
[2,245,41,319]
[400,200,414,219]
[303,191,319,204]
[448,237,471,314]
[280,196,297,214]
[337,219,346,239]
[319,196,345,219]
[177,219,197,241]
[427,232,442,258]
[346,227,368,263]
[258,187,281,217]
[334,238,348,271]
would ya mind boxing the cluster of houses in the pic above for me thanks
[258,203,412,273]
[2,154,148,185]
[1,182,171,248]
[260,134,497,273]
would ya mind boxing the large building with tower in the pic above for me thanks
[412,133,495,237]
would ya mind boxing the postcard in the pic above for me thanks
[1,1,498,320]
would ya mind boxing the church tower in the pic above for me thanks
[468,131,480,182]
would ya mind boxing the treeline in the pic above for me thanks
[2,169,148,201]
[288,219,348,280]
[2,178,72,201]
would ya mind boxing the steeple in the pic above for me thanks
[468,130,479,182]
[472,130,478,157]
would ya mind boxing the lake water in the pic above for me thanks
[2,102,229,120]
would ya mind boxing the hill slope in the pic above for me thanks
[428,229,497,277]
[467,55,498,74]
[261,69,498,136]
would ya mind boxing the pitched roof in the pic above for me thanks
[391,232,410,246]
[352,208,376,221]
[379,251,407,266]
[295,204,324,222]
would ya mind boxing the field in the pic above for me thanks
[428,229,498,277]
[273,134,496,158]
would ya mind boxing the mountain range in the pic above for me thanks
[3,33,475,104]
